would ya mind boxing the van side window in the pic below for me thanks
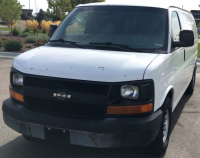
[171,12,181,41]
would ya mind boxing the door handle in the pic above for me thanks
[184,50,185,61]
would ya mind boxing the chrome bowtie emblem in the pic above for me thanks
[52,92,71,100]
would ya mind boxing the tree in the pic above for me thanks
[47,0,72,21]
[47,0,104,21]
[70,0,104,9]
[0,0,22,37]
[35,9,47,24]
[198,22,200,29]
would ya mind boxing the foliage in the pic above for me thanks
[41,20,61,34]
[4,39,23,51]
[47,0,104,20]
[13,22,18,29]
[25,20,32,32]
[198,22,200,29]
[54,21,61,26]
[32,20,39,33]
[0,40,3,47]
[12,28,20,36]
[0,0,22,37]
[35,9,47,24]
[22,32,31,37]
[25,33,49,43]
[34,39,45,47]
[66,22,84,34]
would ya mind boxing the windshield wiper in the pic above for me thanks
[89,42,142,52]
[49,39,82,48]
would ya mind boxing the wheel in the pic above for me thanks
[186,68,196,94]
[150,97,172,156]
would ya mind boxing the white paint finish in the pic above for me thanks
[144,8,198,112]
[12,47,158,82]
[144,54,176,111]
[12,6,197,113]
[78,2,171,10]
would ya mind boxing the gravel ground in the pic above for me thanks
[0,58,200,158]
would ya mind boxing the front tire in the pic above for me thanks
[186,68,196,94]
[150,97,172,156]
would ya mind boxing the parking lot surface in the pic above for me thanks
[0,58,200,158]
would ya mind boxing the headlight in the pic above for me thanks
[13,73,23,86]
[121,85,139,99]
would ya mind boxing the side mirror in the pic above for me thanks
[49,24,58,37]
[173,30,194,47]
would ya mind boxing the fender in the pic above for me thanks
[160,85,174,111]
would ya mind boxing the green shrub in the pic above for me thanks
[25,33,49,43]
[12,28,20,36]
[34,39,45,46]
[0,40,3,47]
[4,40,23,51]
[23,28,30,33]
[22,32,31,37]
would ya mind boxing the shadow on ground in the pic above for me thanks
[0,94,192,158]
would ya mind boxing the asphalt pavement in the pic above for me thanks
[0,58,200,158]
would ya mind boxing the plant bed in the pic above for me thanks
[0,35,41,53]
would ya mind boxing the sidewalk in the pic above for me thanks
[0,52,20,58]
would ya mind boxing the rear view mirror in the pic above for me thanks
[49,24,58,37]
[173,30,194,47]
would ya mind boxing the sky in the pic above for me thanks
[19,0,200,15]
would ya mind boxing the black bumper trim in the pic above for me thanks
[2,98,163,147]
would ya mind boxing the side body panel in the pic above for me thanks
[144,54,176,111]
[144,8,198,112]
[172,8,198,111]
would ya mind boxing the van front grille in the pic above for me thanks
[24,76,109,95]
[25,96,105,118]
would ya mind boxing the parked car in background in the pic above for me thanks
[197,28,200,34]
[2,2,198,156]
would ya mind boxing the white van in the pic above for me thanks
[2,2,198,155]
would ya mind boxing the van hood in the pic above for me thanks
[12,46,159,82]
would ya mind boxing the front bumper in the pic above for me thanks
[2,98,163,148]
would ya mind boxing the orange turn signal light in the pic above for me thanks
[107,103,153,115]
[9,88,24,102]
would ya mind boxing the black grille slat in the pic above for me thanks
[25,96,105,118]
[24,77,109,95]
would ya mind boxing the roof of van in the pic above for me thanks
[77,2,188,11]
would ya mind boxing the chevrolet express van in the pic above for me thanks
[2,2,198,155]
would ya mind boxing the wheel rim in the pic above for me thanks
[163,110,169,143]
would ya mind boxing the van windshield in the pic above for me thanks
[50,6,168,53]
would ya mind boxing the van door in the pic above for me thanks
[177,10,198,86]
[171,11,188,102]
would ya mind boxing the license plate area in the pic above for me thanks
[44,127,70,144]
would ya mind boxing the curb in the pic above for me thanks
[0,52,20,59]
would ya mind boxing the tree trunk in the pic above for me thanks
[11,25,13,39]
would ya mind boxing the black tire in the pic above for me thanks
[186,68,196,94]
[150,97,172,156]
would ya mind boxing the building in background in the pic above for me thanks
[191,10,200,26]
[21,9,33,20]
